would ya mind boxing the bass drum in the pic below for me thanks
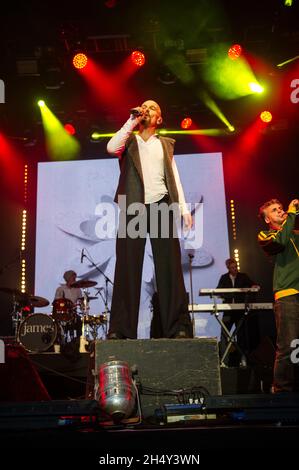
[18,313,58,353]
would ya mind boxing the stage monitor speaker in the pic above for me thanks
[95,338,221,418]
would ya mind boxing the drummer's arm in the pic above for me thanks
[55,287,63,299]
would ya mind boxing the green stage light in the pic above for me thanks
[90,132,115,140]
[38,103,80,160]
[158,128,227,136]
[249,83,264,93]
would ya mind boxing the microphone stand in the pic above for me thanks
[82,251,113,338]
[94,287,109,337]
[82,252,114,287]
[188,253,195,338]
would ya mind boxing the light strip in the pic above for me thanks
[20,164,28,293]
[234,248,240,271]
[230,199,237,241]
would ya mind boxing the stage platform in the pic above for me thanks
[1,338,297,460]
[0,395,299,465]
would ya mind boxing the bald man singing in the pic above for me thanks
[106,100,193,339]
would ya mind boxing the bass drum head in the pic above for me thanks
[18,313,58,353]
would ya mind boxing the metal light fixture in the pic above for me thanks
[97,360,136,421]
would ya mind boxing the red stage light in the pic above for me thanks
[228,44,242,60]
[131,51,145,67]
[73,53,88,70]
[181,117,192,129]
[64,123,76,135]
[260,111,272,123]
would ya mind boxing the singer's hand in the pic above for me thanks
[183,212,193,230]
[288,199,299,213]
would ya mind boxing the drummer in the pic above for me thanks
[54,270,83,348]
[54,270,82,305]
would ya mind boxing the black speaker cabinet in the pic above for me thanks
[95,338,221,418]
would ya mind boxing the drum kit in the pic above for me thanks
[0,280,109,353]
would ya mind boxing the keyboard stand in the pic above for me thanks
[211,294,248,367]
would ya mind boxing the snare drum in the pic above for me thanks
[18,313,58,353]
[52,298,75,322]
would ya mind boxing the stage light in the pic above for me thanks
[230,200,237,241]
[249,82,264,93]
[38,102,80,160]
[285,0,293,6]
[277,55,299,67]
[24,164,28,204]
[20,204,27,292]
[234,248,240,270]
[158,66,177,85]
[38,100,45,107]
[260,111,272,123]
[180,117,192,129]
[90,130,114,141]
[64,123,76,136]
[158,128,227,136]
[73,53,88,70]
[130,51,145,67]
[228,44,242,60]
[97,360,136,421]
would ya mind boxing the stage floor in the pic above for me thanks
[1,340,297,460]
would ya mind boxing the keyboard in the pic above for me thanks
[189,303,273,312]
[199,287,260,295]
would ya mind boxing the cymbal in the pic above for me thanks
[71,280,97,288]
[78,296,98,301]
[29,295,50,308]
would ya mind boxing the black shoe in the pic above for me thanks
[174,331,189,339]
[107,332,125,340]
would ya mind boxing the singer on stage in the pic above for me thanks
[258,198,299,392]
[106,99,193,339]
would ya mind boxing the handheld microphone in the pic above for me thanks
[130,108,143,117]
[80,248,85,263]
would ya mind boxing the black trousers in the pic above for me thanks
[273,294,299,392]
[109,198,192,338]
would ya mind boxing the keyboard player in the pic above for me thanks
[217,258,259,366]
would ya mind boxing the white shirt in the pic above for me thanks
[107,117,189,215]
[54,285,82,305]
[229,274,236,287]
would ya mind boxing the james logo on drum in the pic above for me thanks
[18,313,59,353]
[20,322,55,336]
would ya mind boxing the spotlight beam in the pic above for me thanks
[277,55,299,68]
